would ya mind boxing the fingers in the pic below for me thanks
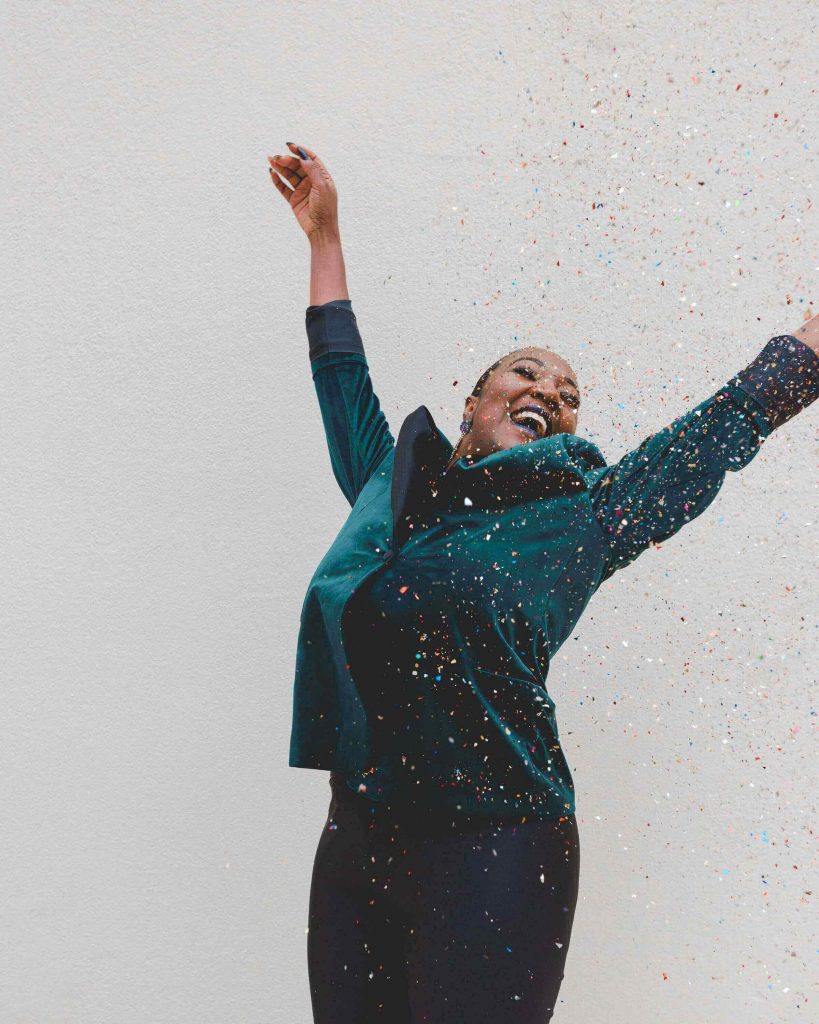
[269,143,323,178]
[268,164,294,201]
[286,141,313,160]
[268,154,303,185]
[267,142,326,202]
[286,141,330,175]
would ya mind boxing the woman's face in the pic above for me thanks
[454,346,580,464]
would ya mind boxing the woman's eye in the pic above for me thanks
[515,362,577,405]
[514,368,579,409]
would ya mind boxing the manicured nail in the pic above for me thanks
[296,146,308,160]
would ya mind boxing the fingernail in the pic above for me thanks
[296,146,308,160]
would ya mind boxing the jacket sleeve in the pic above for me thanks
[306,299,396,507]
[586,334,819,584]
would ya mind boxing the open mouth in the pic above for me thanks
[508,406,549,439]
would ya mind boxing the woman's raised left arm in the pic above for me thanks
[586,316,819,583]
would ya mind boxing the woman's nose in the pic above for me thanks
[530,380,560,406]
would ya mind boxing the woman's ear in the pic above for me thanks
[463,394,478,420]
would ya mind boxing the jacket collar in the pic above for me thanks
[390,404,608,549]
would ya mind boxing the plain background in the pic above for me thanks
[2,2,817,1021]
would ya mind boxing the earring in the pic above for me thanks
[460,418,472,434]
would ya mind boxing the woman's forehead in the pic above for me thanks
[502,347,576,381]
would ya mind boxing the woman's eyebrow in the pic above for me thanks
[510,357,578,391]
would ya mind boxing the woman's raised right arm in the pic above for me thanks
[269,144,395,507]
[305,290,395,508]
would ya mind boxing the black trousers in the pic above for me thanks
[307,774,580,1023]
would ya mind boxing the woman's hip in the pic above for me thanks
[318,771,580,912]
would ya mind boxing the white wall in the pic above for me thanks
[2,2,816,1021]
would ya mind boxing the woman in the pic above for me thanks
[268,143,819,1023]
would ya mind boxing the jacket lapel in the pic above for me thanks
[391,406,453,551]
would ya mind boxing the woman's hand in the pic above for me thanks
[267,142,340,242]
[793,310,819,357]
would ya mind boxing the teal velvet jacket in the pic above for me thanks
[289,299,818,820]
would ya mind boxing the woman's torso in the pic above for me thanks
[334,480,606,821]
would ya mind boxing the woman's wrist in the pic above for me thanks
[309,230,349,306]
[309,226,342,250]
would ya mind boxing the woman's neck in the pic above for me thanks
[444,446,463,474]
[444,442,475,474]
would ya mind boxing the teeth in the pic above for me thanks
[510,409,548,436]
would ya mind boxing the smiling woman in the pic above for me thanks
[269,143,819,1024]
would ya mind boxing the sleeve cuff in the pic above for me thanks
[305,299,365,361]
[727,334,819,431]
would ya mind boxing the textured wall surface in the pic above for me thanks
[2,2,817,1022]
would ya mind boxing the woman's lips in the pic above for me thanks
[510,419,540,440]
